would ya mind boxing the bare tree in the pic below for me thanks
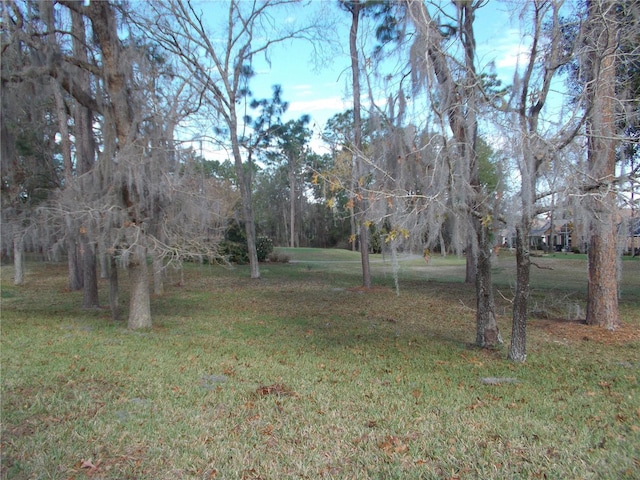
[144,0,324,279]
[0,1,62,285]
[340,0,372,287]
[498,0,583,361]
[2,1,236,328]
[404,0,502,348]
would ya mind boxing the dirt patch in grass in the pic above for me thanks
[533,318,640,345]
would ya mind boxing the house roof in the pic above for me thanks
[530,219,571,237]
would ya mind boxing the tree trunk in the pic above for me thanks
[476,221,502,347]
[99,249,109,279]
[153,253,164,295]
[242,177,260,279]
[289,164,296,248]
[71,8,95,176]
[465,243,476,283]
[67,237,83,291]
[407,0,498,341]
[128,248,151,329]
[109,254,120,321]
[439,231,447,257]
[348,2,371,288]
[509,223,530,362]
[350,206,357,252]
[359,218,372,288]
[585,0,620,330]
[230,124,260,279]
[53,81,84,292]
[587,220,620,328]
[81,236,99,308]
[13,233,25,285]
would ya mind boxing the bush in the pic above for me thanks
[220,220,248,263]
[220,240,249,264]
[220,221,274,264]
[256,236,274,262]
[268,250,290,263]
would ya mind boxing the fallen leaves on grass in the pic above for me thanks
[535,319,640,345]
[241,467,265,479]
[256,383,296,397]
[76,458,101,475]
[378,435,409,455]
[80,458,99,470]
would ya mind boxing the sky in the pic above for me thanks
[251,1,526,122]
[195,0,534,159]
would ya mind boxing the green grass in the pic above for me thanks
[2,250,639,479]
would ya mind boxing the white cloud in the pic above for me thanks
[479,28,531,76]
[287,96,349,117]
[495,44,530,70]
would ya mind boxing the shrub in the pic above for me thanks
[220,240,248,264]
[268,250,290,263]
[220,221,274,264]
[256,236,274,262]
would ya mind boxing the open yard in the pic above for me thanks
[1,249,639,479]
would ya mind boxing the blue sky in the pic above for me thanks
[246,1,527,132]
[192,0,533,158]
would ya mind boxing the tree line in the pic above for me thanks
[1,0,638,361]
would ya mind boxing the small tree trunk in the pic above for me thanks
[509,224,530,362]
[476,222,502,347]
[289,166,296,248]
[13,233,25,285]
[439,231,447,257]
[350,207,357,252]
[67,237,83,291]
[465,242,476,283]
[359,217,372,288]
[109,254,120,321]
[81,237,99,308]
[128,247,152,329]
[231,127,260,279]
[282,207,289,248]
[99,249,109,279]
[153,253,164,295]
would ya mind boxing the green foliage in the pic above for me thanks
[368,221,389,254]
[477,136,501,194]
[255,236,274,262]
[220,220,249,264]
[220,220,274,263]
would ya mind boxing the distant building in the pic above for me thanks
[499,211,639,255]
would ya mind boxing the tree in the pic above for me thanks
[58,0,153,327]
[498,0,582,361]
[146,0,322,279]
[2,1,235,328]
[262,115,313,247]
[0,1,62,285]
[339,0,372,288]
[322,109,366,251]
[583,0,620,329]
[44,1,100,307]
[405,0,502,348]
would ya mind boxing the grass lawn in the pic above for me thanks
[1,249,639,479]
